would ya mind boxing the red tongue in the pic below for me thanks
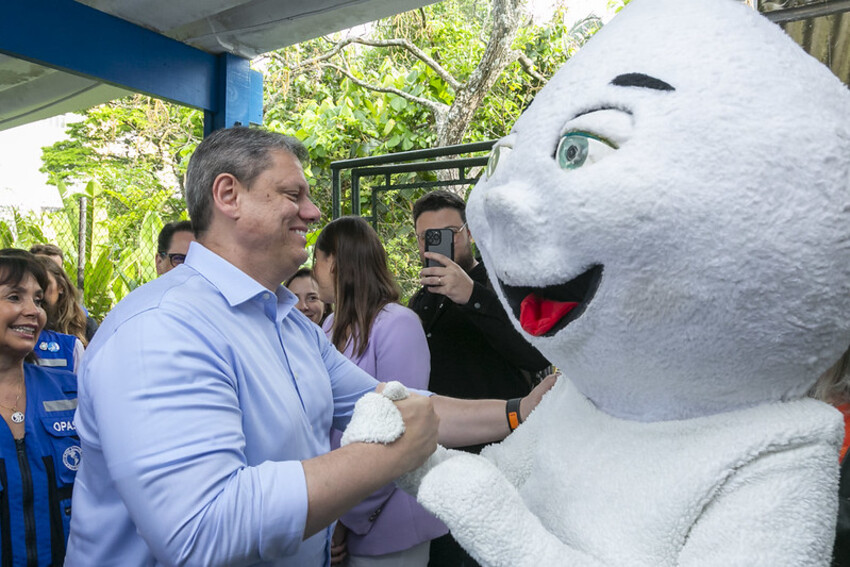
[519,293,579,336]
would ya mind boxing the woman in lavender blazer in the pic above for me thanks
[314,216,448,566]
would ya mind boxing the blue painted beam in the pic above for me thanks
[206,54,264,135]
[1,0,264,131]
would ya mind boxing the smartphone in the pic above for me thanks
[425,228,454,268]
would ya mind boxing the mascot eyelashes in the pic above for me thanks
[346,0,850,564]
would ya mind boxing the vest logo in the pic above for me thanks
[48,341,60,352]
[39,342,48,351]
[63,446,82,471]
[53,420,76,433]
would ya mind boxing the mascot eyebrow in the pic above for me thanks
[610,72,675,92]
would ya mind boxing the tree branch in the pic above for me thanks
[325,63,447,117]
[516,51,547,84]
[350,37,461,91]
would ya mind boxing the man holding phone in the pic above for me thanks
[410,189,552,566]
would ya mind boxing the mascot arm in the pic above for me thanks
[679,442,838,567]
[418,452,606,567]
[399,413,541,497]
[478,418,540,488]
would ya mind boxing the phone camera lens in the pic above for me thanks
[426,231,441,245]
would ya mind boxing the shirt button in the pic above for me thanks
[423,306,429,310]
[474,302,481,309]
[262,293,271,300]
[426,333,432,338]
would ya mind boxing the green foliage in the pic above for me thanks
[264,0,604,302]
[28,95,204,318]
[27,0,614,313]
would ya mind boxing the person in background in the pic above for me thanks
[30,255,87,372]
[0,249,79,566]
[809,348,850,566]
[285,267,332,326]
[29,244,99,342]
[66,126,554,567]
[29,243,64,268]
[155,220,195,276]
[409,190,552,566]
[314,216,447,566]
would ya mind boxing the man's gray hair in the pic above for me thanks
[185,127,308,235]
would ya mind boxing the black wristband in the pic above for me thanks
[506,397,523,431]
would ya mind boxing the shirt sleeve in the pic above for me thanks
[319,326,381,431]
[84,310,310,565]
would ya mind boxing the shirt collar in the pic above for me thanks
[183,242,297,317]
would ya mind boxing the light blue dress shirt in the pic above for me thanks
[66,242,379,566]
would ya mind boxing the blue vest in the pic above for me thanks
[33,331,78,372]
[0,364,78,566]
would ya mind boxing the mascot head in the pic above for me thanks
[467,0,850,421]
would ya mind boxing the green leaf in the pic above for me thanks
[382,119,397,137]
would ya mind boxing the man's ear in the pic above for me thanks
[211,173,242,220]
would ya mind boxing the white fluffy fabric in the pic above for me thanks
[417,378,842,566]
[468,0,850,421]
[340,382,410,445]
[407,0,850,564]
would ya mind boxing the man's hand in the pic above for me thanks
[420,253,474,304]
[393,393,440,474]
[519,372,559,421]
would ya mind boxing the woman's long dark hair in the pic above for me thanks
[315,216,400,358]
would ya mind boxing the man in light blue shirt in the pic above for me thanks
[66,127,551,566]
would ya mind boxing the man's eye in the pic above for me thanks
[556,132,617,170]
[486,145,512,179]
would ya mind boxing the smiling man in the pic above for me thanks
[65,127,553,567]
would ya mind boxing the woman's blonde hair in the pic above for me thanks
[34,255,88,346]
[809,347,850,404]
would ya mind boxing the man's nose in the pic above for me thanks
[300,198,321,223]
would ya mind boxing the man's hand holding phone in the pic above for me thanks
[420,253,475,305]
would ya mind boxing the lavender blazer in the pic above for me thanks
[325,303,448,556]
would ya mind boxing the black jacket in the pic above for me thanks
[834,456,850,566]
[409,262,550,403]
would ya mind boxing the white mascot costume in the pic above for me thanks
[343,0,850,564]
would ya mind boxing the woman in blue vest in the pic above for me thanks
[0,249,78,566]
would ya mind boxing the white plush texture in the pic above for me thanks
[340,382,410,446]
[345,0,850,564]
[381,380,409,401]
[469,0,850,421]
[417,379,842,566]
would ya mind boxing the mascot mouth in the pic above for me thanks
[501,265,603,337]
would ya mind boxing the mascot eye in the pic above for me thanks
[486,145,512,179]
[556,132,617,170]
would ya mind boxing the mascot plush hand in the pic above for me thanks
[346,0,850,564]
